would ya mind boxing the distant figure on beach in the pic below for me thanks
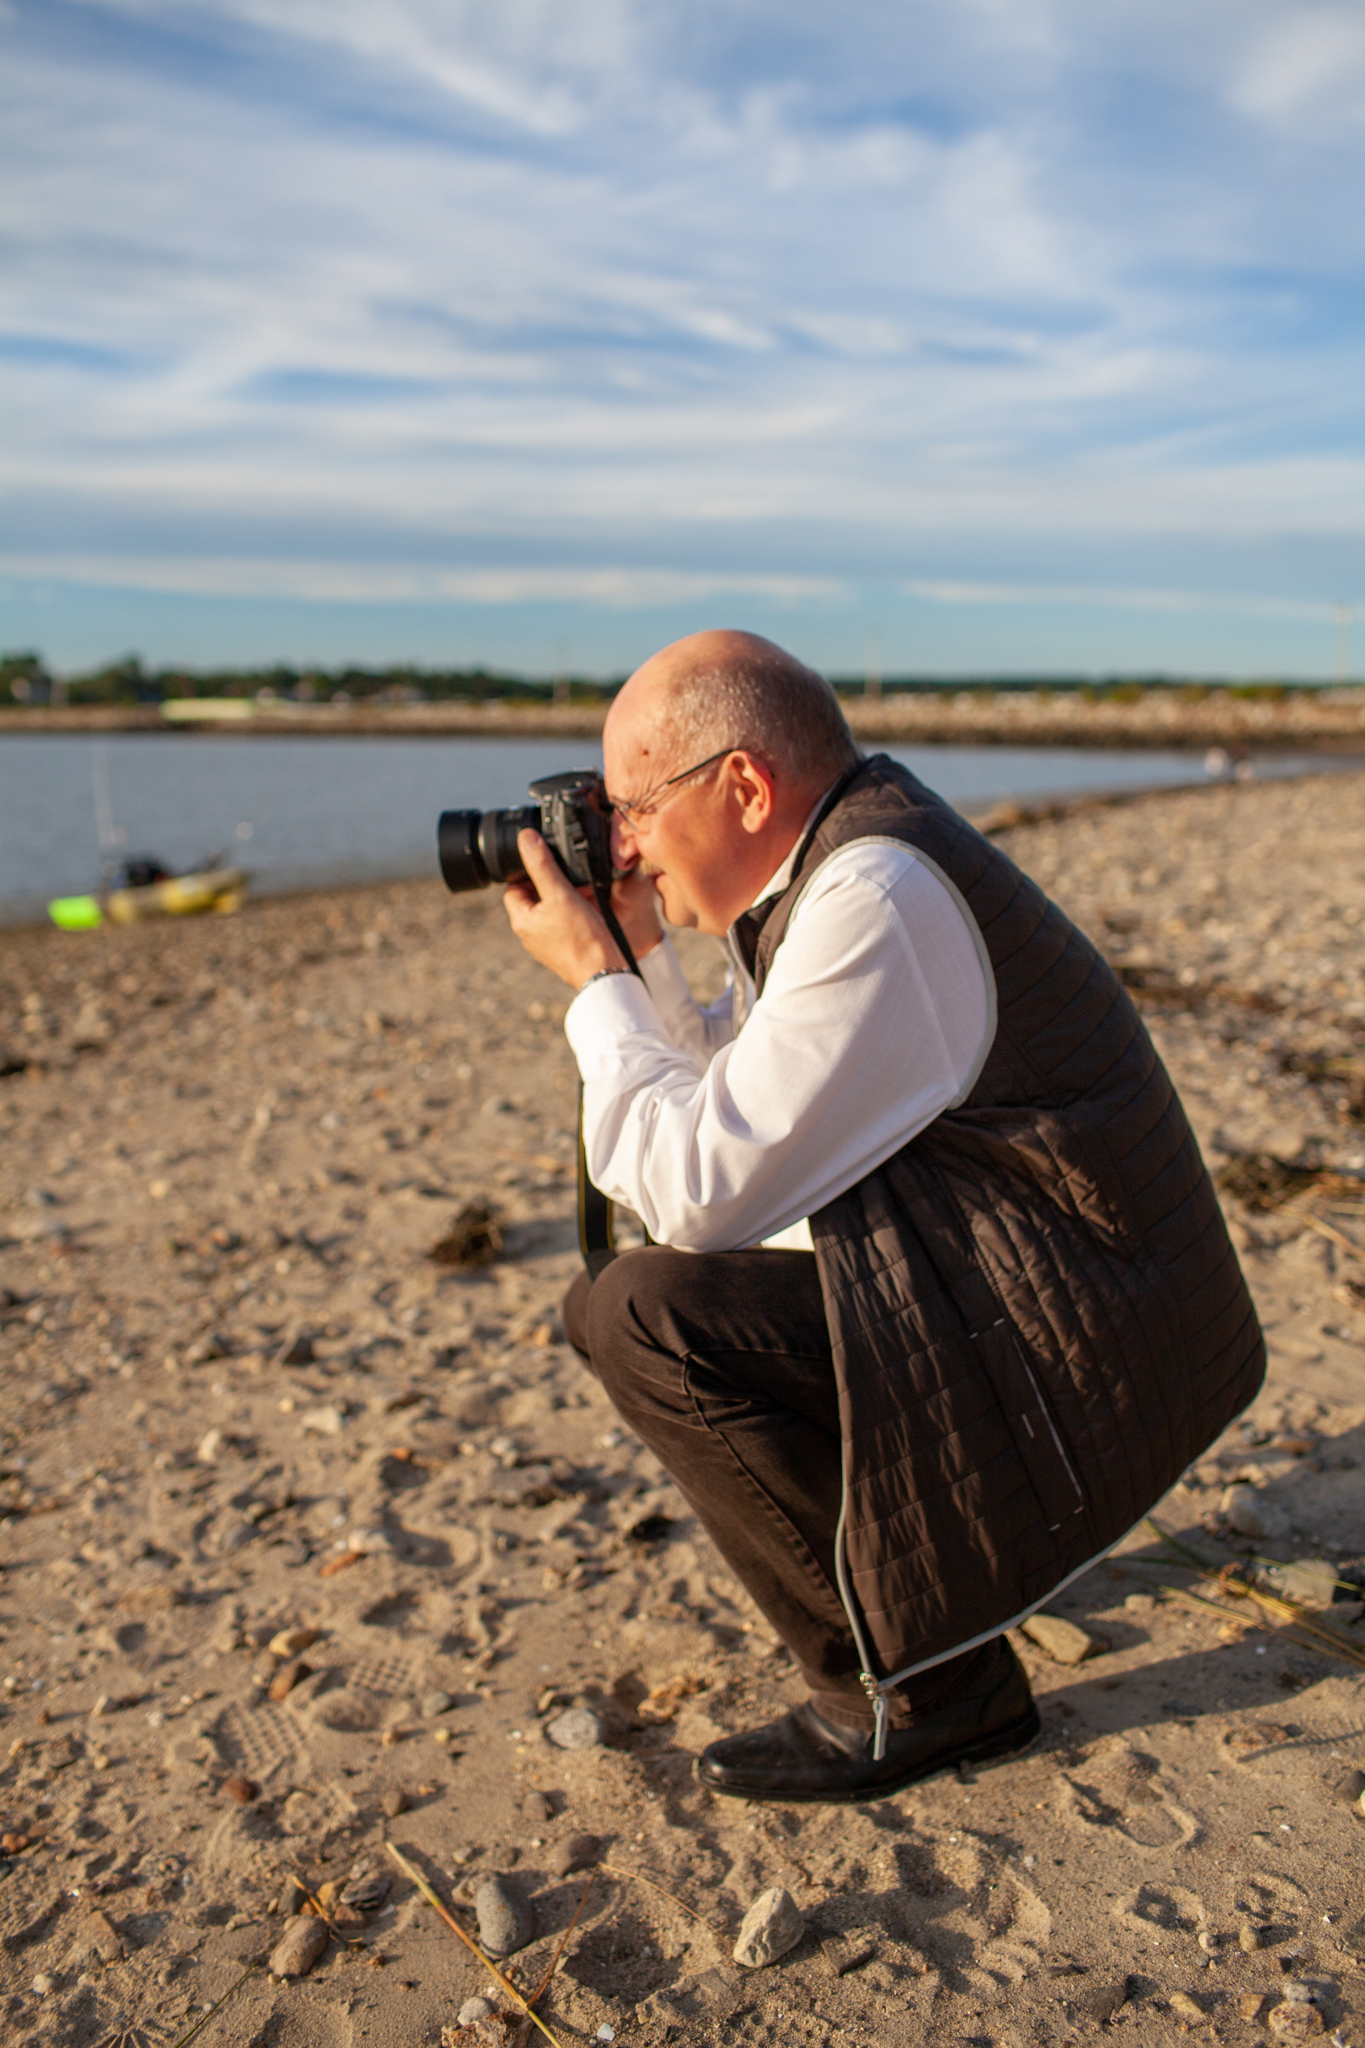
[500,630,1265,1805]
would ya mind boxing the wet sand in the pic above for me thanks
[1,770,1363,2048]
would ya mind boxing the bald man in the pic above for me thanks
[502,631,1264,1804]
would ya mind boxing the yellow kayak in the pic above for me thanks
[49,867,248,929]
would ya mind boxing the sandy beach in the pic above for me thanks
[2,769,1364,2048]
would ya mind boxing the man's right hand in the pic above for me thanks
[610,866,664,962]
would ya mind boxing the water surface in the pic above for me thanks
[0,731,1354,925]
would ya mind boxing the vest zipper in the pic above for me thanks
[834,1483,892,1762]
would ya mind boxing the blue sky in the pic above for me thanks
[1,0,1362,678]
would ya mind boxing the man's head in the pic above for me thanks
[604,629,861,935]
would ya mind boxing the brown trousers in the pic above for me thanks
[564,1245,982,1731]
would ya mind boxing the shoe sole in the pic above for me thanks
[696,1702,1043,1807]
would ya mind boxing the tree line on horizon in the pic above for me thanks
[0,648,1316,709]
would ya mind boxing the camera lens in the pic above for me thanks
[438,806,539,892]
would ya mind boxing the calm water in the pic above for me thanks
[0,731,1354,925]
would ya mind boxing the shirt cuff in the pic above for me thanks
[565,969,666,1079]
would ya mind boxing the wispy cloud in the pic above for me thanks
[1,0,1361,670]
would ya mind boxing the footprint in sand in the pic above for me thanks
[883,1831,1054,1997]
[1114,1879,1208,1937]
[1058,1736,1200,1851]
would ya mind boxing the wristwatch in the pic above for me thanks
[577,967,633,994]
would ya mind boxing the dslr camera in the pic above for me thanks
[438,769,615,898]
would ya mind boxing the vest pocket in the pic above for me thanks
[971,1317,1086,1533]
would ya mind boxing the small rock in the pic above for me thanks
[268,1914,329,1979]
[300,1404,344,1436]
[1266,1559,1338,1607]
[551,1832,601,1879]
[1169,1990,1207,2022]
[222,1774,259,1804]
[279,1331,315,1366]
[544,1707,603,1751]
[1324,1765,1365,1808]
[1241,1993,1270,2021]
[489,1465,561,1509]
[523,1790,552,1823]
[277,1875,307,1915]
[1239,1922,1265,1952]
[1123,1592,1155,1615]
[420,1689,455,1718]
[268,1658,311,1701]
[197,1428,225,1465]
[1270,1987,1325,2040]
[381,1787,409,1818]
[269,1628,320,1658]
[74,1909,124,1964]
[31,1972,55,1996]
[340,1868,390,1912]
[1077,1981,1128,2025]
[1019,1613,1108,1665]
[474,1875,535,1956]
[457,1998,495,2027]
[1222,1483,1291,1541]
[733,1886,805,1969]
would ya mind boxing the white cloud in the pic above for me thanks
[0,552,842,606]
[904,579,1338,623]
[0,0,1361,668]
[1233,6,1365,132]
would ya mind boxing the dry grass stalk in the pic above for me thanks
[598,1861,729,1941]
[386,1842,568,2048]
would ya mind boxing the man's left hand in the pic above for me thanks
[503,830,628,989]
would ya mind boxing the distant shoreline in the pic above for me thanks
[4,688,1365,751]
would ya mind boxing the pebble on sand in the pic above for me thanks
[268,1657,311,1701]
[268,1914,329,1979]
[222,1773,260,1804]
[381,1787,410,1818]
[1221,1482,1291,1541]
[544,1707,603,1751]
[457,1997,494,2026]
[474,1874,536,1956]
[1269,1985,1325,2040]
[269,1627,321,1657]
[1019,1613,1108,1665]
[733,1887,805,1969]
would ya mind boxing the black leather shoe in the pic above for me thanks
[695,1639,1040,1804]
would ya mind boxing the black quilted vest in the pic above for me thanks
[735,755,1265,1684]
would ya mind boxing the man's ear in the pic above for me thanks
[732,752,776,834]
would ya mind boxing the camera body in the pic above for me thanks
[438,769,614,896]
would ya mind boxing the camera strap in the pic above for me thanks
[577,887,642,1278]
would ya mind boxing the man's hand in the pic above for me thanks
[503,831,627,989]
[609,866,664,962]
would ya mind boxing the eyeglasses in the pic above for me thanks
[604,746,741,827]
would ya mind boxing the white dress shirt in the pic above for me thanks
[564,829,995,1253]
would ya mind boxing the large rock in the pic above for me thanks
[1019,1613,1106,1665]
[733,1887,804,1969]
